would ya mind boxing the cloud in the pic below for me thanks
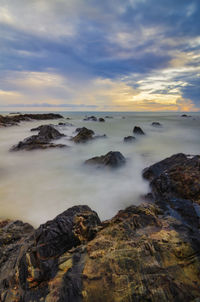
[0,0,200,110]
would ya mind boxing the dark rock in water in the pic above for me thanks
[98,118,105,122]
[37,125,65,140]
[66,117,71,120]
[83,116,97,122]
[143,153,200,228]
[181,114,190,117]
[123,136,136,143]
[152,122,162,127]
[105,116,113,119]
[11,136,66,151]
[133,126,145,135]
[72,127,95,143]
[85,151,126,168]
[11,125,66,151]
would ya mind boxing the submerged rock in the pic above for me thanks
[85,151,126,168]
[11,125,66,151]
[72,127,95,143]
[123,135,136,143]
[98,118,105,122]
[152,122,162,127]
[133,126,145,135]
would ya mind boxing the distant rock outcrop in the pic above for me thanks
[0,113,63,127]
[133,126,145,135]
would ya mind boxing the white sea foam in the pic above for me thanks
[0,112,199,226]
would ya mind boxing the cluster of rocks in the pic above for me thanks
[0,153,200,301]
[11,125,67,151]
[0,113,63,127]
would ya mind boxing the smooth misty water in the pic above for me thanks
[0,112,200,227]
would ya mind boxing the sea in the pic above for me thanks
[0,111,199,227]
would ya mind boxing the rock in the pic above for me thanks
[1,202,200,301]
[152,122,162,127]
[181,114,190,117]
[1,154,200,301]
[85,151,126,168]
[98,118,105,122]
[83,116,97,122]
[72,127,95,143]
[123,136,136,143]
[105,116,113,119]
[11,125,66,151]
[133,126,145,135]
[143,153,200,228]
[0,113,63,128]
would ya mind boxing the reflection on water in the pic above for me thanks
[0,112,200,226]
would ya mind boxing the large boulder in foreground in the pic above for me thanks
[11,125,66,151]
[133,126,145,135]
[85,151,126,168]
[1,201,200,302]
[72,127,95,143]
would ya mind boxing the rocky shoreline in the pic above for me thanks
[0,153,200,301]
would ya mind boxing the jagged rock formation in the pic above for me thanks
[11,125,66,151]
[0,113,63,127]
[133,126,145,135]
[85,151,126,168]
[0,153,200,301]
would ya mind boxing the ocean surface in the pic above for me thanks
[0,111,200,227]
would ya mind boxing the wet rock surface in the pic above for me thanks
[143,153,200,228]
[1,153,200,301]
[11,125,66,151]
[72,127,95,143]
[85,151,126,168]
[133,126,145,135]
[98,118,105,122]
[0,113,63,127]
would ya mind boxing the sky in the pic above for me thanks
[0,0,200,111]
